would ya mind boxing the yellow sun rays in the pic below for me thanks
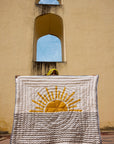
[29,86,82,113]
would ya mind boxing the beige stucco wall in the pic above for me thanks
[0,0,34,132]
[0,0,114,133]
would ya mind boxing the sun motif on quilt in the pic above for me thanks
[29,86,82,113]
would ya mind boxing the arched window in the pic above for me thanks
[33,13,64,62]
[39,0,59,5]
[36,34,62,62]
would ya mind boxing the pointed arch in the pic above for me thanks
[36,34,62,62]
[33,13,64,62]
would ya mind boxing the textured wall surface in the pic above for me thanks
[0,0,114,132]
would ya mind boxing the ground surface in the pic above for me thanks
[0,132,114,144]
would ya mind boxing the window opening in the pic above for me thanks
[34,13,64,62]
[39,0,59,5]
[36,34,62,62]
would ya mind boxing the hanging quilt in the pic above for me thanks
[11,76,101,144]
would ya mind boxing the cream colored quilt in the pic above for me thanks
[11,76,101,144]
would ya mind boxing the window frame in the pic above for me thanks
[33,13,65,63]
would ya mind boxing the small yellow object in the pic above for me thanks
[47,69,59,76]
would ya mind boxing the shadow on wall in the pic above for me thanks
[100,126,114,131]
[0,120,9,132]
